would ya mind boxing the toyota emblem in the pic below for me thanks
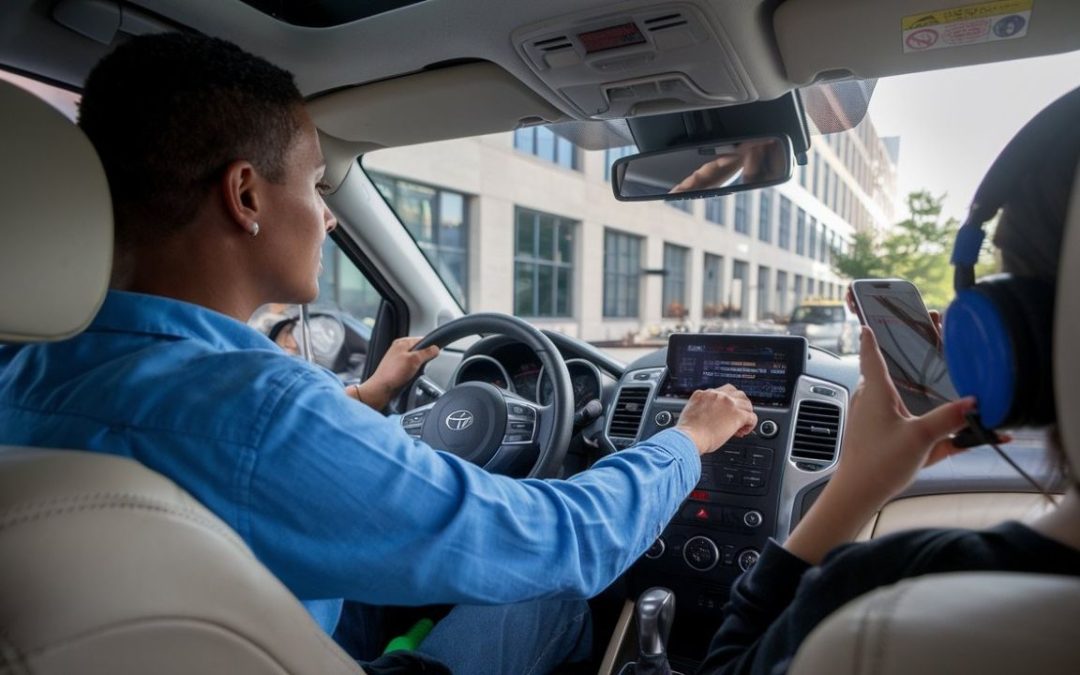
[445,410,475,431]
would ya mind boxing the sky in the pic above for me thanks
[866,49,1080,222]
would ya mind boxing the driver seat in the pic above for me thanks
[0,78,363,673]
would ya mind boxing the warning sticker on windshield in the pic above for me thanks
[902,0,1032,54]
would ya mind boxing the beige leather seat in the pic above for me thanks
[789,164,1080,674]
[0,78,363,674]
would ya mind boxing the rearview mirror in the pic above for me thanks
[611,135,793,202]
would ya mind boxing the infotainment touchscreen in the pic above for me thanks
[660,334,807,407]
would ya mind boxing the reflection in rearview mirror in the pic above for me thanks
[611,135,793,202]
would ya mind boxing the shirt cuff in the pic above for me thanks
[646,427,701,472]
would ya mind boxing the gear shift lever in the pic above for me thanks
[634,587,676,675]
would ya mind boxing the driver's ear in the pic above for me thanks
[219,160,262,237]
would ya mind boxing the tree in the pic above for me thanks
[831,191,999,310]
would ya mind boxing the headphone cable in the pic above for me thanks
[964,411,1056,506]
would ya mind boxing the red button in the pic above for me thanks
[689,489,710,502]
[694,507,709,521]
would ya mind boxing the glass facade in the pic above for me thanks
[662,243,689,318]
[371,172,469,307]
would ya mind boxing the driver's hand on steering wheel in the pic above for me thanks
[348,337,441,412]
[676,384,758,456]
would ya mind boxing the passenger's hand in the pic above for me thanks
[676,385,758,456]
[832,326,973,506]
[783,326,974,565]
[349,337,440,411]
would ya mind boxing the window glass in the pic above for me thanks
[733,193,750,235]
[778,197,792,250]
[795,209,807,255]
[603,229,642,318]
[704,197,725,225]
[702,253,724,319]
[757,265,771,319]
[514,207,576,317]
[369,172,470,308]
[662,243,689,318]
[757,189,773,243]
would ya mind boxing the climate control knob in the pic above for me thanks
[645,538,666,559]
[683,536,720,572]
[743,510,764,528]
[654,410,673,427]
[758,419,779,438]
[737,548,760,572]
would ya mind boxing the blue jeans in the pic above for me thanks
[418,599,592,675]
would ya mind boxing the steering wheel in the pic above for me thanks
[394,313,574,479]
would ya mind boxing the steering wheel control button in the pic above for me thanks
[503,433,530,444]
[743,510,764,528]
[737,549,760,572]
[508,403,536,419]
[654,410,673,427]
[645,538,666,559]
[758,419,779,438]
[683,536,720,572]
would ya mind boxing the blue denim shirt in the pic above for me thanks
[0,290,700,634]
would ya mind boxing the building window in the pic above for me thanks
[668,199,693,214]
[703,253,724,318]
[776,270,789,316]
[820,226,829,262]
[778,196,792,249]
[794,274,804,306]
[514,126,579,170]
[514,207,575,317]
[731,260,750,319]
[603,229,642,318]
[704,197,726,225]
[807,278,816,297]
[662,243,690,318]
[758,189,773,243]
[734,192,750,234]
[808,218,818,259]
[757,265,771,320]
[795,208,807,256]
[604,145,636,181]
[371,173,470,307]
[812,152,821,197]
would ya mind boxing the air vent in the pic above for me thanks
[791,401,841,465]
[534,35,573,52]
[609,386,650,441]
[643,13,688,32]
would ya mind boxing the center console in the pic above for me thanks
[603,334,849,619]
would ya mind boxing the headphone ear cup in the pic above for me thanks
[944,277,1055,428]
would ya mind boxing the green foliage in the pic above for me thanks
[831,191,1000,310]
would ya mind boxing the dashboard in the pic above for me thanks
[453,331,861,618]
[452,341,605,410]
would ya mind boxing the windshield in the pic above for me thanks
[791,306,845,324]
[361,52,1080,365]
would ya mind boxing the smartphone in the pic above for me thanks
[849,279,996,448]
[849,279,957,415]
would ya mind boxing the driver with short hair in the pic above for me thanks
[0,33,759,675]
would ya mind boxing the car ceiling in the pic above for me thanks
[1,0,1078,166]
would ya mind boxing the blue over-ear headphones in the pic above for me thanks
[945,87,1080,430]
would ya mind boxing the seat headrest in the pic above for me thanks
[1056,159,1080,476]
[0,79,112,343]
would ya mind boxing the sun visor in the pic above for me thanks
[776,0,1080,86]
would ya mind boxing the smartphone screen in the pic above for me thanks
[851,279,959,416]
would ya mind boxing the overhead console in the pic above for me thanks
[603,334,849,617]
[513,2,753,119]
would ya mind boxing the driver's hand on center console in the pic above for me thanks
[349,337,441,411]
[676,384,758,456]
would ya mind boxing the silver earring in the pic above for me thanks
[250,222,260,237]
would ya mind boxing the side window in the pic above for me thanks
[249,239,385,385]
